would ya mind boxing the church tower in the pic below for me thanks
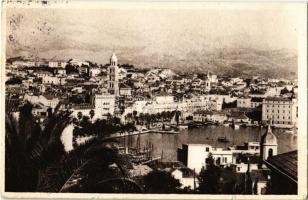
[260,122,278,160]
[205,71,211,91]
[107,52,119,96]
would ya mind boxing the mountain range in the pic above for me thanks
[7,47,297,79]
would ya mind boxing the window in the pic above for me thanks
[205,147,209,152]
[268,148,273,158]
[216,157,221,165]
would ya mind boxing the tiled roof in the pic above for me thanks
[266,150,297,182]
[251,97,263,102]
[265,97,292,102]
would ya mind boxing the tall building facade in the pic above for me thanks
[94,94,116,116]
[107,53,120,95]
[262,97,298,126]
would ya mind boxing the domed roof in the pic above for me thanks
[261,123,277,145]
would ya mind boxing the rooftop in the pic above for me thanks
[266,150,297,182]
[250,169,271,182]
[265,96,293,102]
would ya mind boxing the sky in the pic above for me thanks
[5,4,300,66]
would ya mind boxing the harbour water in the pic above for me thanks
[119,126,297,161]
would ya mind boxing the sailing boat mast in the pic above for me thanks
[161,149,164,161]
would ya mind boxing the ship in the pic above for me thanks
[217,136,230,143]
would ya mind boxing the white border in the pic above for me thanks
[0,1,307,199]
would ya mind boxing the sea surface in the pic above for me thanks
[119,126,297,161]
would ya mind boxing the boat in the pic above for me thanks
[217,136,230,143]
[170,113,177,125]
[231,123,240,130]
[241,124,247,128]
[285,125,297,135]
[178,125,188,129]
[223,122,230,127]
[285,129,294,134]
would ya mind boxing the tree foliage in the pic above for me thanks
[5,102,141,193]
[197,153,221,194]
[5,102,71,191]
[143,170,181,193]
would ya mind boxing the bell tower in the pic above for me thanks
[260,121,278,160]
[107,52,119,96]
[205,71,211,91]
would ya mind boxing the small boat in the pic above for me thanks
[170,113,177,125]
[285,129,294,134]
[178,125,188,130]
[231,123,240,130]
[223,122,230,127]
[217,136,230,143]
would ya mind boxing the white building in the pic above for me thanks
[48,61,67,68]
[24,94,60,109]
[94,94,116,116]
[233,162,258,173]
[237,97,251,108]
[122,94,223,121]
[262,97,298,127]
[42,76,66,85]
[12,60,36,67]
[178,144,233,173]
[119,84,132,96]
[56,68,66,76]
[89,67,101,77]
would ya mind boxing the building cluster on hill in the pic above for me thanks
[6,53,298,128]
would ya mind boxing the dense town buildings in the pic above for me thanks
[6,52,298,128]
[5,52,298,194]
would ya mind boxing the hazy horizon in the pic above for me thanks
[6,5,299,76]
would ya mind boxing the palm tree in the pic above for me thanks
[139,113,145,124]
[156,112,161,122]
[133,110,138,122]
[5,102,71,192]
[39,138,143,193]
[89,109,95,123]
[161,111,167,122]
[77,112,83,126]
[6,102,142,193]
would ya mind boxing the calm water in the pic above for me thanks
[119,126,297,162]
